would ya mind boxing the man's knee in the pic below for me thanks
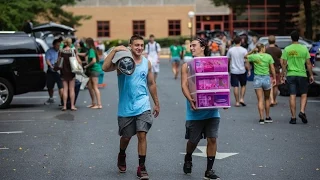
[137,132,147,142]
[207,137,217,145]
[121,136,131,142]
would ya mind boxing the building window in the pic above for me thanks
[132,20,145,36]
[97,21,110,37]
[168,20,181,36]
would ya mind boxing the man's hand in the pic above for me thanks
[189,98,197,111]
[115,45,128,52]
[247,71,251,77]
[272,79,277,86]
[153,105,160,118]
[309,75,314,84]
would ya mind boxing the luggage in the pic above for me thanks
[67,79,81,109]
[278,81,320,97]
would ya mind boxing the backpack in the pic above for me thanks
[147,42,159,53]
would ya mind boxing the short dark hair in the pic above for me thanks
[130,34,144,44]
[193,37,211,56]
[52,39,60,46]
[290,30,299,42]
[233,36,241,44]
[149,34,155,38]
[268,35,276,44]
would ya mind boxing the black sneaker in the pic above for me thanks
[204,170,220,180]
[117,153,126,173]
[298,112,308,124]
[289,118,297,124]
[265,117,273,123]
[259,119,264,125]
[183,160,192,174]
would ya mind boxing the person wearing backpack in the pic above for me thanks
[145,34,161,82]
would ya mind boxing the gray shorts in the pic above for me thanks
[185,118,220,144]
[118,110,153,137]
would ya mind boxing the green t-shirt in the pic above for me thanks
[248,53,274,75]
[170,45,182,58]
[182,46,192,57]
[88,48,102,72]
[281,44,310,77]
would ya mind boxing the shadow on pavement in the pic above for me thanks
[55,113,75,121]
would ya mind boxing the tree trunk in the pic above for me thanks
[303,0,313,39]
[279,0,286,35]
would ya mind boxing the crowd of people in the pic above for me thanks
[41,30,314,179]
[44,37,104,111]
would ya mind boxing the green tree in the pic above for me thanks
[0,0,90,31]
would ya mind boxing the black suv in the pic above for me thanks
[0,32,46,109]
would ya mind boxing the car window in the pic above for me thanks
[0,37,37,55]
[36,42,45,54]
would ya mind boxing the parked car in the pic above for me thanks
[0,31,46,109]
[257,36,313,51]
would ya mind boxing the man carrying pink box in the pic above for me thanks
[181,38,223,180]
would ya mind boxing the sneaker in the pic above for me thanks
[298,112,308,124]
[137,166,149,180]
[44,98,54,105]
[117,153,126,173]
[265,117,273,123]
[289,118,297,124]
[183,160,192,174]
[204,170,220,180]
[259,119,264,125]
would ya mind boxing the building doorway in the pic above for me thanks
[201,22,224,31]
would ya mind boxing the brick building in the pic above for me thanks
[64,0,299,40]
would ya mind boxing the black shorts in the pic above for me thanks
[185,118,220,144]
[46,71,63,89]
[287,76,309,95]
[231,73,247,87]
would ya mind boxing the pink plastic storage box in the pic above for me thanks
[191,90,231,109]
[188,73,229,93]
[187,56,228,76]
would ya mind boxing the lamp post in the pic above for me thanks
[188,11,195,40]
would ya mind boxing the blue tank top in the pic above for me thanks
[186,100,220,121]
[117,57,151,117]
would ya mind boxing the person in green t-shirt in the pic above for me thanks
[182,40,193,63]
[280,31,314,124]
[169,40,182,79]
[245,43,276,124]
[83,38,102,109]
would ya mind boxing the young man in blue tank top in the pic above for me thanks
[102,35,160,180]
[181,38,221,180]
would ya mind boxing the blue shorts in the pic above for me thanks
[171,57,180,63]
[286,76,309,95]
[253,75,271,90]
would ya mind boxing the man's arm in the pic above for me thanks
[45,50,54,69]
[306,58,314,83]
[157,43,161,57]
[280,58,287,77]
[102,46,127,72]
[147,61,159,106]
[181,63,192,101]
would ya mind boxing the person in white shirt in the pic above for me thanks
[145,34,161,82]
[227,36,251,107]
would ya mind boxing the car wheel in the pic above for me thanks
[0,77,14,109]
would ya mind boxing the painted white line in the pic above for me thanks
[0,120,35,123]
[0,131,24,134]
[14,96,56,99]
[0,110,45,113]
[308,100,320,103]
[180,146,239,160]
[0,148,9,150]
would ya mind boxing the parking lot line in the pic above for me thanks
[14,96,56,99]
[0,131,24,134]
[0,120,35,123]
[0,148,9,150]
[0,110,45,113]
[308,100,320,103]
